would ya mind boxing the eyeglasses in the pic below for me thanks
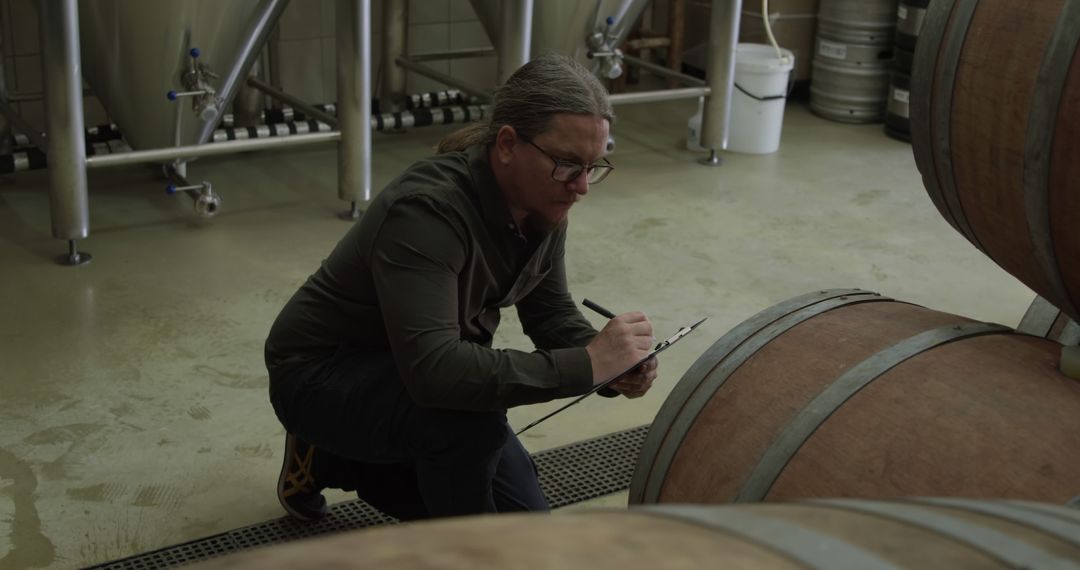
[523,138,615,184]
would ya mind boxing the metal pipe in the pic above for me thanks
[171,88,185,177]
[6,91,41,102]
[216,104,490,140]
[409,47,497,63]
[337,0,372,206]
[40,0,90,249]
[247,76,339,127]
[609,86,711,105]
[623,54,706,87]
[699,0,742,163]
[667,0,686,89]
[0,98,47,150]
[233,60,266,127]
[4,88,91,102]
[170,90,208,99]
[266,24,282,108]
[496,0,533,84]
[382,0,407,113]
[0,36,12,155]
[396,57,493,99]
[213,119,334,142]
[195,0,290,144]
[85,131,340,168]
[219,89,466,126]
[10,102,490,172]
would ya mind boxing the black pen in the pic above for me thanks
[582,298,616,319]
[582,298,622,398]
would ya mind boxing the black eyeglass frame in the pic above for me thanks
[522,138,615,184]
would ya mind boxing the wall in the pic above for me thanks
[274,0,496,104]
[0,0,111,133]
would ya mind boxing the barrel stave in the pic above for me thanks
[736,503,1010,569]
[656,301,970,503]
[769,333,1080,502]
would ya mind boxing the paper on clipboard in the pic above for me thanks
[515,317,708,435]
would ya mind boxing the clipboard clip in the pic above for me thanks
[654,317,708,351]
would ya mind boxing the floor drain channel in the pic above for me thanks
[84,425,650,569]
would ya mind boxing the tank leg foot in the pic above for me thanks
[698,149,723,166]
[338,201,362,221]
[55,239,92,266]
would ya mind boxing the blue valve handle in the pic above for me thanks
[165,184,177,194]
[606,16,615,25]
[189,47,201,58]
[166,90,178,101]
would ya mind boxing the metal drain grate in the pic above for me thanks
[84,425,649,569]
[229,500,398,551]
[534,424,649,508]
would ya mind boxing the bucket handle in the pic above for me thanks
[733,72,795,102]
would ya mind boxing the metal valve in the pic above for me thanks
[586,16,625,80]
[181,47,220,122]
[166,180,221,218]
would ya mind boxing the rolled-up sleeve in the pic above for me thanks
[371,197,594,411]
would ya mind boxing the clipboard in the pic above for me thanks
[515,316,708,435]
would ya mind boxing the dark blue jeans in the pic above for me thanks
[267,344,549,520]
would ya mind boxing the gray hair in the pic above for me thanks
[437,53,614,153]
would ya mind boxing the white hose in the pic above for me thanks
[761,0,792,65]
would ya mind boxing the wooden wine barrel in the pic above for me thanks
[630,289,1080,506]
[188,499,1080,569]
[910,0,1080,322]
[1018,296,1080,346]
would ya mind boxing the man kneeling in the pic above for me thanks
[265,54,657,521]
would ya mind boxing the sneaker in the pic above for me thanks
[277,433,330,521]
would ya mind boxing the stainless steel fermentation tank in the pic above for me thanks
[30,0,738,264]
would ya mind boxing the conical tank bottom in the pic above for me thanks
[79,0,288,152]
[467,0,649,76]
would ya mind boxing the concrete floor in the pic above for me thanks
[0,98,1035,569]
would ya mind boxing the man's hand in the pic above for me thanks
[585,312,654,386]
[607,357,659,398]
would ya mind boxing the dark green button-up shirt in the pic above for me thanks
[266,144,598,411]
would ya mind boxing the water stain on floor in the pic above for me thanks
[23,423,102,446]
[0,448,56,568]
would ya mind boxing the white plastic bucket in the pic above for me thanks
[728,43,795,154]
